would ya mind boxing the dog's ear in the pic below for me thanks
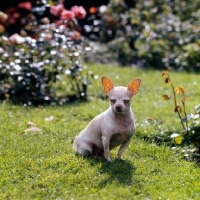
[101,76,114,93]
[127,78,141,95]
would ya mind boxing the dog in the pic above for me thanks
[73,76,141,161]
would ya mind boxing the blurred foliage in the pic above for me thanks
[0,0,200,105]
[84,0,200,71]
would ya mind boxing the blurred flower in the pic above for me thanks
[71,6,86,19]
[9,33,25,45]
[50,4,65,17]
[20,30,27,37]
[71,31,81,40]
[0,25,5,34]
[9,18,16,25]
[0,11,8,23]
[89,7,97,15]
[13,12,20,19]
[45,116,54,122]
[106,17,116,26]
[44,33,52,40]
[18,1,32,11]
[41,17,50,24]
[99,5,107,13]
[170,133,180,138]
[6,7,17,14]
[61,10,75,20]
[0,47,4,53]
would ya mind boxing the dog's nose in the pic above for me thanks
[115,105,123,112]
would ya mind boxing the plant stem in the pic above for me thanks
[182,100,189,133]
[170,83,187,132]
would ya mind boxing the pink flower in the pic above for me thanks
[18,2,32,11]
[71,6,86,19]
[13,12,20,19]
[50,4,65,17]
[61,10,75,20]
[9,33,25,45]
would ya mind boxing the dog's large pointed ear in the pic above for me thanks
[127,78,141,95]
[101,76,114,93]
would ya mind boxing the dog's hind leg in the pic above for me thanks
[73,136,93,156]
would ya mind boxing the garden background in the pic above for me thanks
[0,0,200,199]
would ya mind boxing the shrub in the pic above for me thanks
[0,3,93,105]
[87,0,200,71]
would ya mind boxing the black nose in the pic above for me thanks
[116,105,122,112]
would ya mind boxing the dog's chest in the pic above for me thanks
[109,116,134,142]
[112,115,134,133]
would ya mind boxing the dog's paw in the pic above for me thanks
[107,156,113,162]
[117,154,122,160]
[104,154,113,162]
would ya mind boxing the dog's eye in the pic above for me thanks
[123,100,130,104]
[110,99,116,104]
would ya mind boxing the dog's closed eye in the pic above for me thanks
[123,99,130,104]
[110,99,116,104]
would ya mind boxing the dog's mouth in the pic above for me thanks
[115,108,123,113]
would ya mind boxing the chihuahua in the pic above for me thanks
[73,76,141,161]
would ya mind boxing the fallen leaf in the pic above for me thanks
[147,117,153,121]
[25,127,42,133]
[27,121,35,127]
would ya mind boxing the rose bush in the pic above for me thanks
[0,2,94,105]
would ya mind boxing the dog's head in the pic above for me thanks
[101,76,141,113]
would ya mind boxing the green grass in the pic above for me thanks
[0,63,200,199]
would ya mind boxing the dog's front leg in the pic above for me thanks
[117,136,132,160]
[101,136,112,162]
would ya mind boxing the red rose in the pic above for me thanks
[71,6,86,19]
[61,10,75,21]
[50,4,65,17]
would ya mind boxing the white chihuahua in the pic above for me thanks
[73,76,141,161]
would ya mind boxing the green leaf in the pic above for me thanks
[174,135,183,145]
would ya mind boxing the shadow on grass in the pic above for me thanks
[86,157,136,187]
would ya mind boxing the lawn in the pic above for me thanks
[0,63,200,199]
